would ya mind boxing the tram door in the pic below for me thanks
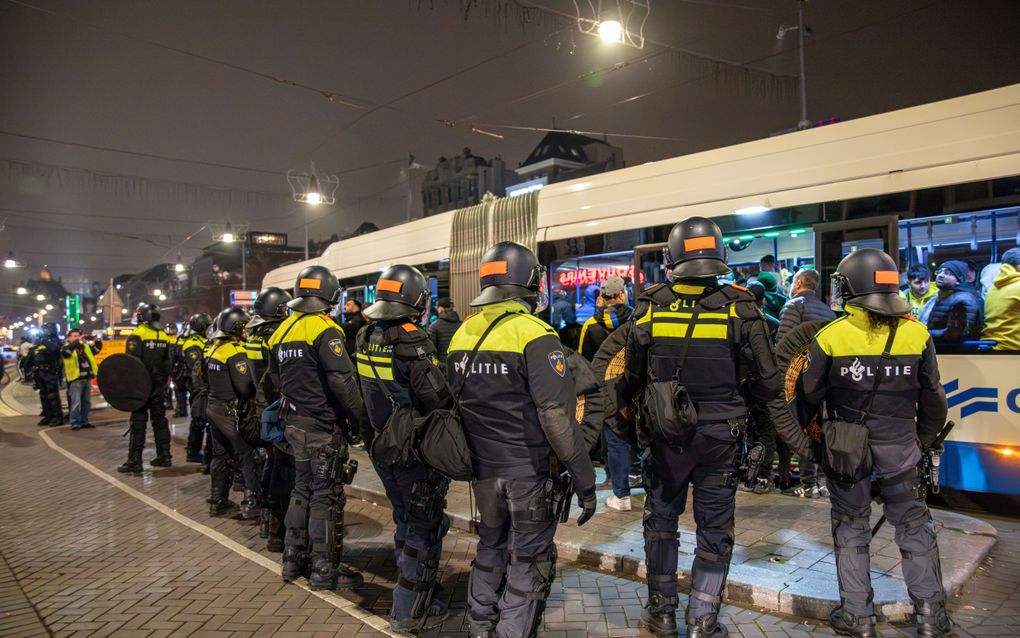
[813,215,899,305]
[633,242,670,290]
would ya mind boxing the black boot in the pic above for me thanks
[688,614,729,638]
[259,508,271,539]
[281,546,309,582]
[308,555,363,590]
[118,427,144,473]
[239,491,260,520]
[829,607,878,638]
[267,514,285,552]
[639,592,678,637]
[117,459,143,474]
[150,454,172,467]
[209,498,237,517]
[912,601,953,637]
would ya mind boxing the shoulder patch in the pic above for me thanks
[327,338,344,356]
[548,350,567,377]
[234,360,248,375]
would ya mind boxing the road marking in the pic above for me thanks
[37,427,403,637]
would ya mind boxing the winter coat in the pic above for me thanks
[427,308,462,362]
[981,263,1020,351]
[578,303,634,361]
[776,291,836,345]
[926,287,983,343]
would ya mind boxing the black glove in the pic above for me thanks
[575,485,597,526]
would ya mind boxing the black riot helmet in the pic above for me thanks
[41,322,58,337]
[188,312,213,336]
[665,216,731,279]
[470,241,544,307]
[133,302,161,325]
[288,265,341,313]
[164,323,178,336]
[210,306,250,340]
[831,248,910,317]
[248,286,292,329]
[363,264,429,322]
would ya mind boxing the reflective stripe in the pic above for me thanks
[356,353,392,364]
[357,362,394,380]
[655,311,728,321]
[651,323,728,340]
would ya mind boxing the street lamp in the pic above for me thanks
[15,287,27,295]
[598,19,623,43]
[35,294,45,301]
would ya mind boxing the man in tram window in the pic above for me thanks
[900,264,937,319]
[926,260,983,344]
[981,247,1020,351]
[759,254,776,273]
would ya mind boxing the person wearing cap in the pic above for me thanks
[622,217,783,638]
[926,260,982,343]
[447,241,596,638]
[268,265,368,591]
[772,248,953,637]
[755,271,788,321]
[245,287,294,552]
[427,296,461,363]
[118,303,173,473]
[357,265,454,632]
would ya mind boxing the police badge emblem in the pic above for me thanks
[235,360,248,375]
[328,338,344,356]
[548,350,566,377]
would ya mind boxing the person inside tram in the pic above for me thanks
[961,259,980,295]
[754,271,788,321]
[900,264,938,319]
[981,247,1020,351]
[551,288,577,329]
[759,253,776,273]
[925,260,983,343]
[746,282,780,340]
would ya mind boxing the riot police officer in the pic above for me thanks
[447,241,597,638]
[167,323,189,417]
[205,307,260,517]
[181,313,213,468]
[774,248,953,637]
[245,287,294,552]
[118,303,173,473]
[358,265,453,632]
[623,217,783,638]
[268,265,368,591]
[31,322,64,426]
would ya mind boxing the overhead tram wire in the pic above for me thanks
[5,0,375,112]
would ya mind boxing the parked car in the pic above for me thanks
[2,346,17,363]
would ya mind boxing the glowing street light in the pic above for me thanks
[15,287,27,295]
[598,19,623,43]
[36,294,45,301]
[152,288,162,297]
[45,304,53,311]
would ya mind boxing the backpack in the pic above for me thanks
[357,330,420,470]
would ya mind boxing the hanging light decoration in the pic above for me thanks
[575,0,649,49]
[287,161,339,205]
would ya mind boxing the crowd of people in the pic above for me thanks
[82,216,963,638]
[18,325,102,430]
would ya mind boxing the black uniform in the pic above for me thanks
[170,334,189,417]
[623,281,782,625]
[358,320,453,625]
[780,307,949,624]
[205,339,258,507]
[30,335,64,425]
[125,323,173,464]
[448,300,596,638]
[180,333,210,465]
[268,311,368,587]
[246,319,295,550]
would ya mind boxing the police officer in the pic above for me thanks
[245,287,294,552]
[774,248,953,637]
[623,217,783,638]
[181,313,213,468]
[358,265,453,632]
[268,265,368,590]
[448,242,597,638]
[206,307,260,517]
[31,322,64,426]
[167,323,189,418]
[118,303,174,473]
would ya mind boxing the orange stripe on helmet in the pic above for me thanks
[299,278,321,290]
[683,235,716,251]
[377,279,403,293]
[874,270,899,285]
[479,261,509,278]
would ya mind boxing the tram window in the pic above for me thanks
[723,230,816,293]
[549,251,639,329]
[900,208,1020,353]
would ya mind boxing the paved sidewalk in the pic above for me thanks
[345,447,995,621]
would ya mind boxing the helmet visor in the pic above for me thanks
[830,274,845,312]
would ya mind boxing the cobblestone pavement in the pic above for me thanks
[0,399,1018,636]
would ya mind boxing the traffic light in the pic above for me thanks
[65,294,81,327]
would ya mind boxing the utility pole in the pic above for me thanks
[796,0,809,130]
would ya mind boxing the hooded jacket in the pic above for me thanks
[981,263,1020,351]
[900,282,938,318]
[578,303,634,361]
[427,308,462,362]
[756,272,788,320]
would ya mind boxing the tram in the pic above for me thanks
[265,83,1020,500]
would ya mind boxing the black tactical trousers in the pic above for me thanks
[128,382,171,461]
[186,389,208,457]
[264,443,296,540]
[37,376,62,421]
[643,424,738,622]
[174,386,189,416]
[207,401,260,497]
[372,457,449,622]
[284,416,347,563]
[468,475,558,638]
[828,467,946,618]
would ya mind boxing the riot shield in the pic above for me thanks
[97,353,152,412]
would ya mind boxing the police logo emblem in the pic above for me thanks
[328,338,344,356]
[548,350,566,377]
[235,361,248,375]
[189,351,198,360]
